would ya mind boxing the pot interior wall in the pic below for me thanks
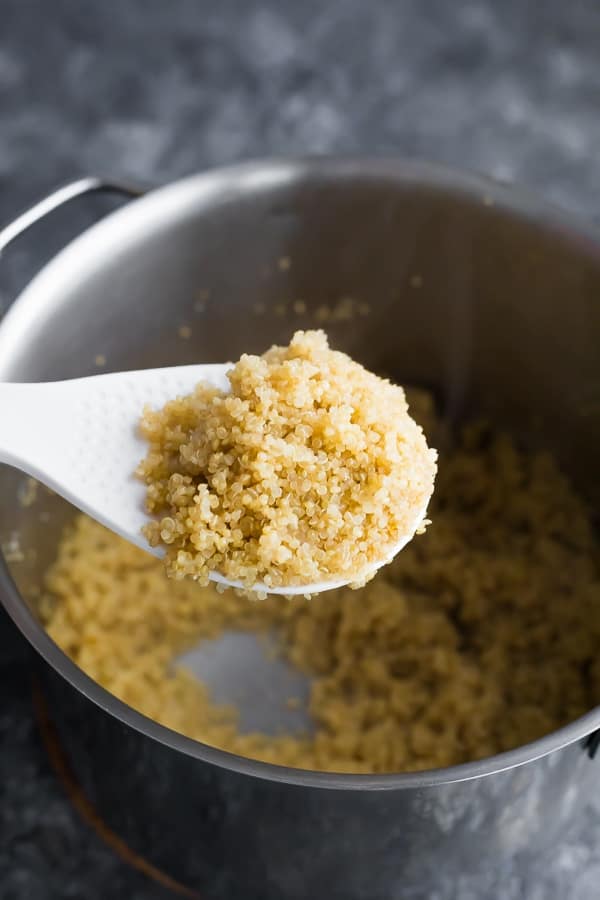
[1,166,600,630]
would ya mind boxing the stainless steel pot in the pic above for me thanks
[1,159,600,899]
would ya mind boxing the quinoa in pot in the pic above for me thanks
[40,390,600,774]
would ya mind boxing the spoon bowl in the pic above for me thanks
[0,365,429,595]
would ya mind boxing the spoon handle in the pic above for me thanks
[0,382,64,472]
[0,365,230,553]
[0,375,153,550]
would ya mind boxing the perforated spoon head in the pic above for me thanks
[0,365,430,595]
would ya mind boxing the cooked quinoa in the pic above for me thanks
[137,330,437,589]
[41,397,600,774]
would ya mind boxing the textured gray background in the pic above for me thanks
[2,0,600,897]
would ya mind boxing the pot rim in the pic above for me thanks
[2,155,600,791]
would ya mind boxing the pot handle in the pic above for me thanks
[0,177,144,255]
[585,730,600,759]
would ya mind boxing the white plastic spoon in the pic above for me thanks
[0,366,430,595]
